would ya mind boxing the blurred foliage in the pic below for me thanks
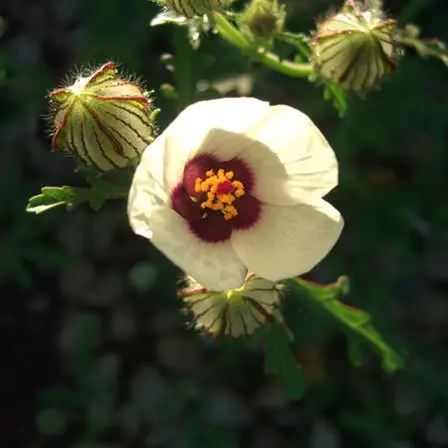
[1,0,448,447]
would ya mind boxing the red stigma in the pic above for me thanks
[216,181,235,195]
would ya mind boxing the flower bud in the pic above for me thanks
[241,0,285,41]
[179,274,283,339]
[49,62,155,172]
[313,0,397,91]
[156,0,235,18]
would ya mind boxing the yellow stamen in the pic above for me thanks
[194,178,203,193]
[194,168,246,220]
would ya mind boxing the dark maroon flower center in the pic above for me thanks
[171,154,261,243]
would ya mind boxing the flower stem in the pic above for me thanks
[213,13,313,79]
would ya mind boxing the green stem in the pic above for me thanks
[214,13,313,79]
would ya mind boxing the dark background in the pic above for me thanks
[1,0,447,447]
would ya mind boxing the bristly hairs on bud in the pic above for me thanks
[48,61,157,172]
[313,0,398,92]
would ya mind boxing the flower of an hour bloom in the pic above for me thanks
[128,98,343,291]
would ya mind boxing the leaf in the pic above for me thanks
[284,277,405,373]
[26,186,89,214]
[26,178,127,214]
[399,24,448,67]
[323,83,348,117]
[256,322,307,400]
[279,32,312,60]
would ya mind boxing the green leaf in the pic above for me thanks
[278,32,312,60]
[256,322,307,400]
[284,277,405,373]
[399,24,448,67]
[323,83,348,117]
[26,178,128,214]
[26,186,89,214]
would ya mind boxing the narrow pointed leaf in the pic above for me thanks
[285,277,405,373]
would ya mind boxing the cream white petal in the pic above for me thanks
[231,200,344,281]
[149,207,248,290]
[128,136,169,239]
[243,105,338,205]
[162,97,271,190]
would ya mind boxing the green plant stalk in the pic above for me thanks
[214,13,313,78]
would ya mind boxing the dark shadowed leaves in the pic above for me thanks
[255,322,307,400]
[284,277,405,373]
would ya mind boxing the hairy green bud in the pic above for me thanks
[155,0,235,18]
[49,62,155,172]
[313,0,397,91]
[179,275,282,339]
[242,0,285,41]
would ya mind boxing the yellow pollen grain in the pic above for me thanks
[194,178,203,193]
[194,168,245,220]
[211,202,224,211]
[223,205,238,220]
[218,194,234,205]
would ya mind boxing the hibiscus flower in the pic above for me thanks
[128,98,343,290]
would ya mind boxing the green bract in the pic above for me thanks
[49,62,155,172]
[180,275,282,339]
[313,1,397,91]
